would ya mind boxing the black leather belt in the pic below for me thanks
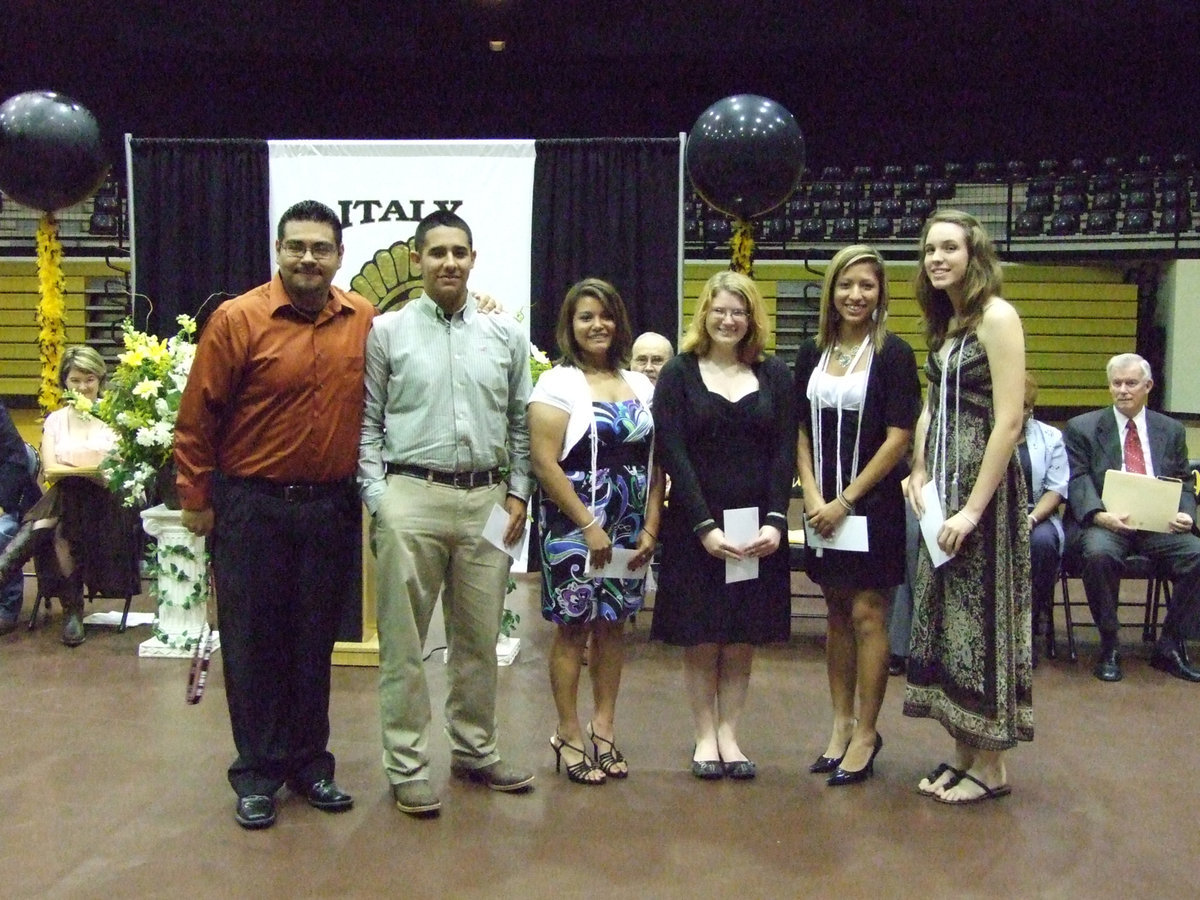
[387,463,502,490]
[232,476,352,503]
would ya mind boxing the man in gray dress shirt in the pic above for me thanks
[359,209,534,816]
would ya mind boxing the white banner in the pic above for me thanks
[267,140,535,335]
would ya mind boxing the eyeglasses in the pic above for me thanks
[709,307,748,320]
[280,240,338,260]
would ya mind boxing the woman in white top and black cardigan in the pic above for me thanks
[795,245,920,786]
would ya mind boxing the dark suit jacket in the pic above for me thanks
[0,400,32,517]
[1063,407,1197,539]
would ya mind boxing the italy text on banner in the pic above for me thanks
[267,140,535,336]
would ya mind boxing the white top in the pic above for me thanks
[529,365,654,461]
[808,368,868,412]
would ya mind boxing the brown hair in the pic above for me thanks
[554,278,633,370]
[914,209,1003,351]
[815,244,889,353]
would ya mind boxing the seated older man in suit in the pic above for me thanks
[1063,353,1200,683]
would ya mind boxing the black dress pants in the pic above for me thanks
[212,474,358,797]
[1078,524,1200,644]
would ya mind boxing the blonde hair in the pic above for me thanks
[680,271,769,364]
[58,345,107,390]
[815,244,889,352]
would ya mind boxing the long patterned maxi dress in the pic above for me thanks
[903,334,1034,750]
[539,399,653,624]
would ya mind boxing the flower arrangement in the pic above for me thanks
[95,315,197,507]
[530,343,551,384]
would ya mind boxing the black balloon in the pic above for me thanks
[686,94,805,219]
[0,91,108,212]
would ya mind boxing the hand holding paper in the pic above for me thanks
[918,479,953,568]
[805,515,869,552]
[483,504,531,562]
[585,548,649,580]
[722,507,760,584]
[1100,469,1182,534]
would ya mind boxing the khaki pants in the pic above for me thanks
[373,474,511,783]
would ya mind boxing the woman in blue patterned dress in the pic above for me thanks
[529,278,663,785]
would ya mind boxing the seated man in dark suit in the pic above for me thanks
[0,400,35,634]
[1063,353,1200,683]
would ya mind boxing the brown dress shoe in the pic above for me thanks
[392,781,441,816]
[451,760,534,792]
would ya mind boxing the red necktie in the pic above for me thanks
[1124,420,1146,474]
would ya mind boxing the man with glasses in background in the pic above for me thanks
[175,200,373,829]
[630,331,674,386]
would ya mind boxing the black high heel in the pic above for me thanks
[809,733,852,774]
[808,752,844,774]
[550,733,606,785]
[586,722,628,778]
[827,734,883,787]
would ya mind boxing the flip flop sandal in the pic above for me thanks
[916,762,962,796]
[933,770,1012,805]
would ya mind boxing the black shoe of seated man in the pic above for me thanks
[1092,646,1122,682]
[1149,640,1200,683]
[235,794,277,829]
[294,778,354,811]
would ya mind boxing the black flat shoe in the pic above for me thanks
[827,734,883,787]
[691,759,724,780]
[1092,647,1122,682]
[235,794,276,829]
[723,759,756,780]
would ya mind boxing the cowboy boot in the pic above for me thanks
[60,570,85,647]
[0,521,50,585]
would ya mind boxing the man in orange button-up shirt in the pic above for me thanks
[174,199,375,830]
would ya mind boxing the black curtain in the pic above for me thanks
[530,138,681,357]
[128,138,362,642]
[130,139,270,337]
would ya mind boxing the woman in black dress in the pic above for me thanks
[795,245,920,785]
[651,271,796,780]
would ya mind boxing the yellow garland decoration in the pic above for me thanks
[729,218,756,277]
[35,213,66,414]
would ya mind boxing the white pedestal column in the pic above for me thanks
[138,504,220,658]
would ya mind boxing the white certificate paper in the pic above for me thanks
[482,504,531,563]
[918,480,954,568]
[585,548,649,580]
[805,515,869,552]
[724,507,760,584]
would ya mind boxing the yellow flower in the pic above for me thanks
[66,392,94,415]
[119,346,147,368]
[132,379,162,398]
